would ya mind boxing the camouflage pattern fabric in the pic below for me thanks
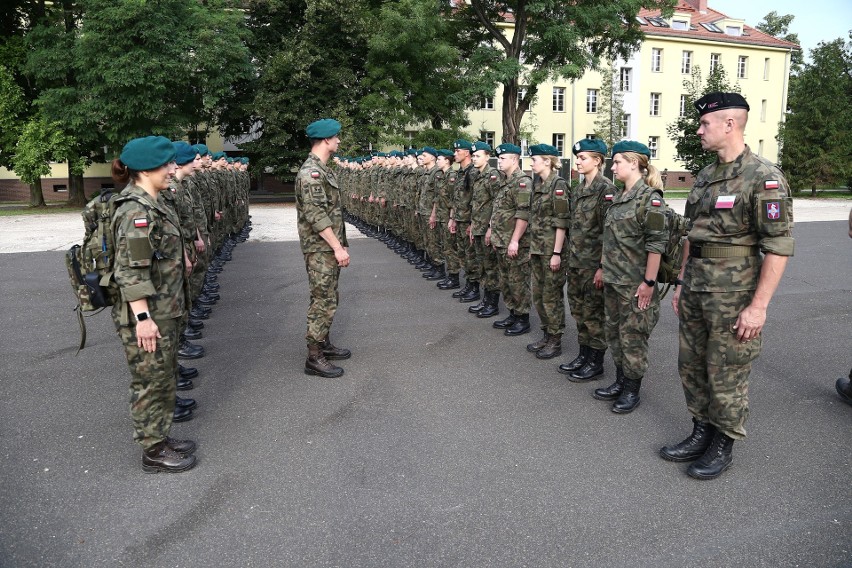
[531,254,566,335]
[471,166,499,236]
[295,153,349,254]
[489,169,532,249]
[567,267,606,350]
[604,283,660,380]
[473,235,498,292]
[528,174,570,256]
[304,251,341,345]
[496,250,531,315]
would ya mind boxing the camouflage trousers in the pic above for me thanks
[677,288,761,440]
[531,254,567,335]
[440,220,461,273]
[473,235,499,291]
[567,267,607,350]
[117,316,179,450]
[189,238,210,304]
[456,222,480,281]
[304,251,341,346]
[604,283,660,381]
[419,216,442,262]
[496,247,531,315]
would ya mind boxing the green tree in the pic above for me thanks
[593,61,626,150]
[666,64,740,175]
[0,65,26,171]
[445,0,676,144]
[777,37,852,195]
[756,11,803,72]
[12,115,73,207]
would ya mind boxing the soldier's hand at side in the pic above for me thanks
[671,286,681,317]
[593,268,604,290]
[635,283,654,310]
[549,254,561,272]
[485,227,492,246]
[136,319,161,353]
[335,247,350,268]
[734,305,766,342]
[448,219,456,234]
[508,241,518,258]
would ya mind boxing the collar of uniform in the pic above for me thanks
[578,172,606,197]
[615,178,647,203]
[708,145,751,184]
[126,183,174,219]
[308,152,330,174]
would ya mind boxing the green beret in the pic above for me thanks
[226,157,234,163]
[453,139,472,150]
[120,136,176,171]
[211,151,226,160]
[528,144,559,157]
[172,141,197,166]
[421,146,438,157]
[495,143,522,156]
[572,138,608,156]
[471,141,492,153]
[405,148,418,156]
[191,143,210,157]
[306,118,342,139]
[694,91,749,116]
[437,149,454,158]
[241,157,249,164]
[612,140,651,158]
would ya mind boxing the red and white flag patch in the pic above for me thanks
[604,194,614,201]
[555,189,564,196]
[764,180,779,190]
[715,195,735,209]
[134,218,148,228]
[651,199,662,207]
[490,175,497,181]
[311,171,320,179]
[519,183,527,189]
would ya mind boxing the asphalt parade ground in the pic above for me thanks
[0,218,850,567]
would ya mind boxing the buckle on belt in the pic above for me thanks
[690,244,703,258]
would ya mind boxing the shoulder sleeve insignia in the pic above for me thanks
[650,199,662,207]
[134,218,148,228]
[764,180,779,190]
[766,201,781,220]
[450,177,456,183]
[519,182,527,189]
[604,194,614,201]
[311,171,321,179]
[555,188,565,196]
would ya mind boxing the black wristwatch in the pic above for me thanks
[643,278,656,287]
[135,311,150,322]
[674,278,685,287]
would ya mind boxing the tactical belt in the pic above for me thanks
[690,244,759,259]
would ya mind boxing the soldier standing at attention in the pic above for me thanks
[489,143,533,335]
[559,139,614,382]
[111,136,196,473]
[592,140,668,414]
[525,144,570,359]
[296,119,351,378]
[661,93,794,480]
[468,142,502,318]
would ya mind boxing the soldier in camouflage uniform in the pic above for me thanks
[525,144,570,360]
[661,93,795,480]
[558,139,614,382]
[450,140,480,303]
[468,141,502,318]
[296,119,352,378]
[110,136,197,473]
[489,143,533,335]
[428,149,457,284]
[416,147,443,274]
[592,140,669,415]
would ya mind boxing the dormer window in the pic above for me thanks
[672,19,689,30]
[725,25,742,36]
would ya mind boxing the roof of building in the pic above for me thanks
[637,0,800,51]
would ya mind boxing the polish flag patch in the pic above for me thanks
[715,195,736,209]
[650,199,662,207]
[764,180,779,190]
[604,194,614,201]
[555,189,564,196]
[519,183,527,188]
[134,218,148,228]
[311,171,320,179]
[490,175,497,181]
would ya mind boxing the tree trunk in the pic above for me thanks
[501,79,520,145]
[29,179,46,208]
[811,184,816,196]
[67,163,86,207]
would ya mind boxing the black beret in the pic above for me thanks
[694,92,750,116]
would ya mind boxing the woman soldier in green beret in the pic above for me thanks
[558,138,615,382]
[111,136,197,473]
[525,144,571,359]
[593,140,669,414]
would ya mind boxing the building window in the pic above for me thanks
[621,114,630,138]
[764,58,770,80]
[760,100,767,122]
[586,89,598,113]
[481,131,495,146]
[725,25,741,37]
[619,67,632,92]
[552,133,565,156]
[671,19,689,31]
[481,96,494,110]
[53,184,68,193]
[651,48,662,72]
[679,94,688,117]
[758,139,764,156]
[738,56,748,79]
[404,130,417,144]
[648,136,659,159]
[681,50,692,74]
[650,93,661,116]
[710,53,720,72]
[553,87,565,112]
[585,133,597,139]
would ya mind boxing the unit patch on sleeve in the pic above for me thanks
[765,201,781,220]
[555,188,564,196]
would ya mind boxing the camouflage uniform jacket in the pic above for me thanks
[490,168,533,249]
[528,173,571,256]
[169,177,198,248]
[452,163,476,223]
[295,152,348,254]
[470,166,500,235]
[186,175,209,241]
[602,179,669,286]
[435,168,454,221]
[417,165,442,217]
[568,172,615,269]
[684,146,794,292]
[112,184,186,321]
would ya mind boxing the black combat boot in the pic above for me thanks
[142,441,197,474]
[176,377,194,391]
[187,318,204,330]
[415,255,431,270]
[426,265,447,281]
[612,377,642,413]
[558,346,588,376]
[460,281,480,303]
[178,364,198,380]
[536,333,562,359]
[203,282,220,292]
[594,366,625,401]
[526,332,550,353]
[175,395,197,411]
[836,370,852,406]
[568,348,606,382]
[452,279,472,298]
[305,344,344,378]
[468,295,487,313]
[172,405,193,423]
[178,337,205,360]
[505,313,530,336]
[189,307,210,320]
[320,336,351,360]
[686,431,735,480]
[660,418,717,462]
[477,290,500,318]
[165,436,197,457]
[493,310,517,329]
[183,325,202,340]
